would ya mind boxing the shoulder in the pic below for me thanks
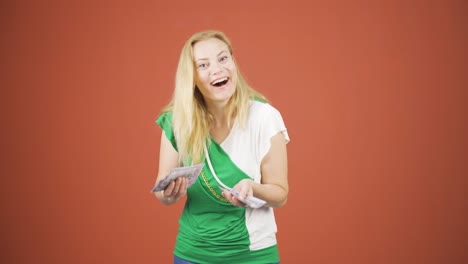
[156,111,178,150]
[156,112,172,129]
[248,100,282,119]
[156,111,173,124]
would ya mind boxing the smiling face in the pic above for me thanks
[193,38,238,108]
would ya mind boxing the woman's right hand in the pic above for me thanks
[160,177,188,205]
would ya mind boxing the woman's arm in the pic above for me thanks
[223,132,289,208]
[153,132,188,206]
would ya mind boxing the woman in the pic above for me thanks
[154,30,289,264]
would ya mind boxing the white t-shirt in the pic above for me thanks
[219,100,290,250]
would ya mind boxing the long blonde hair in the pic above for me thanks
[161,30,267,165]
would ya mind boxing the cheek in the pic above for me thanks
[194,76,205,91]
[228,64,238,79]
[230,68,238,83]
[195,78,210,96]
[195,71,209,85]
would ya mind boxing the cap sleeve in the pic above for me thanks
[156,112,178,151]
[258,104,289,161]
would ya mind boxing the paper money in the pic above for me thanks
[220,187,267,209]
[151,163,204,192]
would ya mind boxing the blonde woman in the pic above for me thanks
[153,30,289,264]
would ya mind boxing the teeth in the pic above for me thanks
[211,77,228,85]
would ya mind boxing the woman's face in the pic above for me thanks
[193,38,238,107]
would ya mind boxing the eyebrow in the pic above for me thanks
[195,50,228,63]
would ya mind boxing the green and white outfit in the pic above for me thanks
[157,100,289,264]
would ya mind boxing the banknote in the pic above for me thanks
[151,163,204,192]
[220,187,267,209]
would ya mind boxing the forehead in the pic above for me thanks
[192,38,229,60]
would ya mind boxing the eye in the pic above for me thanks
[197,63,208,69]
[219,55,229,63]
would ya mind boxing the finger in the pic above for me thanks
[238,185,251,200]
[238,190,247,200]
[223,192,243,207]
[181,178,188,193]
[173,178,182,194]
[222,190,234,201]
[176,178,188,198]
[163,181,175,196]
[232,197,247,207]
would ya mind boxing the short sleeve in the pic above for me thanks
[257,104,290,162]
[156,112,178,151]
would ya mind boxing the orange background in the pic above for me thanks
[2,1,467,263]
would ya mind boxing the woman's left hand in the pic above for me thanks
[222,179,254,207]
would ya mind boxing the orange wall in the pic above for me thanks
[2,1,467,263]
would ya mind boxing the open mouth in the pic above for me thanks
[210,77,229,87]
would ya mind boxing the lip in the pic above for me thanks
[210,77,230,87]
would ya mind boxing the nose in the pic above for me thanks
[211,60,223,75]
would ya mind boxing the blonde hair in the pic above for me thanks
[161,30,267,165]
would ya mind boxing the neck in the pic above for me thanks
[206,100,231,128]
[211,107,230,128]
